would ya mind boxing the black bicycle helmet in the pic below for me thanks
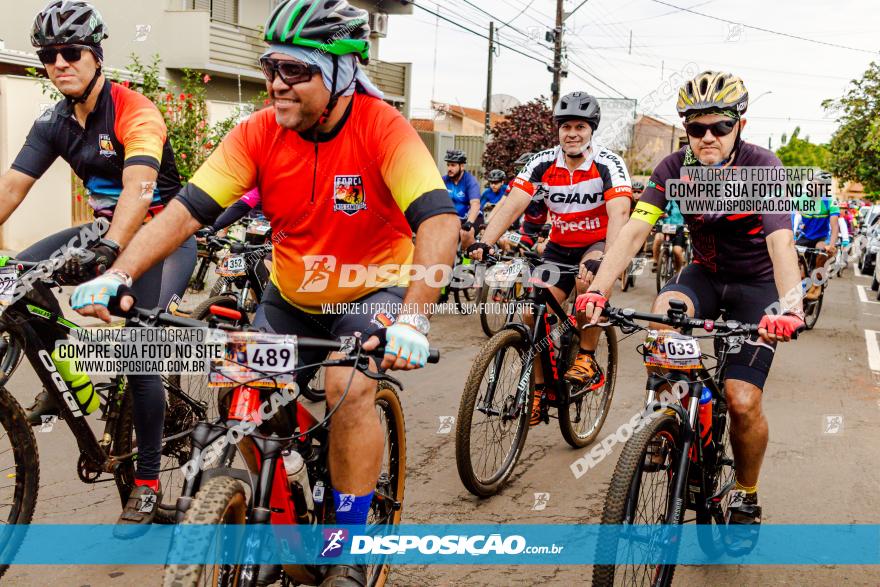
[487,169,506,182]
[264,0,370,64]
[31,0,108,47]
[554,91,601,130]
[445,149,467,164]
[632,181,645,192]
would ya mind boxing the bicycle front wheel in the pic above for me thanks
[558,325,617,448]
[593,412,683,587]
[163,475,248,587]
[0,386,39,582]
[455,329,533,497]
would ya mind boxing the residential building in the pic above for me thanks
[417,101,507,136]
[0,0,413,248]
[626,114,686,175]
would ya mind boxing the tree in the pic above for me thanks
[482,97,557,177]
[823,62,880,193]
[775,126,830,168]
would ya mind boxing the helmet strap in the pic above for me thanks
[65,66,102,107]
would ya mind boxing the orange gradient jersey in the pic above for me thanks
[177,94,453,311]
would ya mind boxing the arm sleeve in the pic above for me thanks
[175,116,262,225]
[211,199,254,231]
[113,86,167,171]
[377,107,454,230]
[632,167,672,226]
[10,116,58,179]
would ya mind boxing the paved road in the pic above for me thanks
[5,266,879,585]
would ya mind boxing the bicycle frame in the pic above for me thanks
[0,286,133,503]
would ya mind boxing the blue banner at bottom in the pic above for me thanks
[0,524,878,565]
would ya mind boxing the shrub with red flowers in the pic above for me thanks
[126,56,236,181]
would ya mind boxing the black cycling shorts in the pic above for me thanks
[660,263,778,390]
[796,236,823,248]
[538,240,605,295]
[253,284,406,387]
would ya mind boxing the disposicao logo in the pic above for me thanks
[320,528,349,558]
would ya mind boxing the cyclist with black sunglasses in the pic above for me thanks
[577,71,805,531]
[71,0,457,583]
[0,0,196,534]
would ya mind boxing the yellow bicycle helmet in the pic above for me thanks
[677,71,749,119]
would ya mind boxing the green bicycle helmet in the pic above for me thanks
[264,0,371,65]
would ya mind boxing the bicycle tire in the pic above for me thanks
[0,386,39,582]
[620,264,631,292]
[558,326,618,448]
[162,476,248,587]
[365,382,406,587]
[696,394,735,557]
[655,249,667,293]
[455,329,533,497]
[478,280,519,338]
[593,412,682,587]
[805,289,824,330]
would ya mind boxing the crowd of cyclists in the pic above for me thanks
[0,0,868,585]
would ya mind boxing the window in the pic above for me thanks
[190,0,239,24]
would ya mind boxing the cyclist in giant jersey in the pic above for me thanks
[469,92,632,425]
[0,1,195,534]
[578,71,805,530]
[72,2,458,581]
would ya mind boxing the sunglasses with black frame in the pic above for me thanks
[259,57,321,87]
[684,119,739,139]
[36,45,91,66]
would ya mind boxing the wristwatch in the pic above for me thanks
[396,314,430,335]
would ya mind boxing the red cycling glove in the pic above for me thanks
[758,313,805,338]
[575,291,608,314]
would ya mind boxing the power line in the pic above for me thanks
[649,0,880,55]
[405,1,552,67]
[448,0,555,52]
[567,58,629,99]
[500,0,537,30]
[565,0,593,22]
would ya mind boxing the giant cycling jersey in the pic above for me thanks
[12,81,180,215]
[177,93,453,312]
[634,142,790,280]
[799,198,839,242]
[511,144,632,247]
[444,171,481,218]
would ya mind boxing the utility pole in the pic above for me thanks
[484,21,494,139]
[551,0,564,106]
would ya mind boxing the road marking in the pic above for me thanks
[856,286,880,305]
[864,330,880,372]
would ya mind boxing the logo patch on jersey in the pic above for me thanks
[98,134,116,157]
[333,175,367,216]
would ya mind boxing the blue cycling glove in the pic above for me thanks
[385,323,429,368]
[71,271,131,311]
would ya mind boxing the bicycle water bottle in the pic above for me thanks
[282,449,314,524]
[698,386,713,447]
[51,345,99,414]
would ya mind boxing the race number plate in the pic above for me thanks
[209,331,298,388]
[247,221,271,236]
[661,224,679,235]
[489,258,525,285]
[643,330,702,370]
[0,266,17,308]
[506,231,523,245]
[216,255,247,277]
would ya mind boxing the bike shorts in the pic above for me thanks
[537,240,605,295]
[253,284,406,388]
[660,263,778,390]
[670,226,687,248]
[796,236,823,248]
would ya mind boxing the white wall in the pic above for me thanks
[0,76,71,251]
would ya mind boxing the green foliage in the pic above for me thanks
[823,61,880,193]
[123,55,239,182]
[25,66,62,101]
[775,126,830,168]
[482,97,557,177]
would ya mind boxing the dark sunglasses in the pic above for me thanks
[36,45,88,65]
[684,119,738,139]
[259,57,320,87]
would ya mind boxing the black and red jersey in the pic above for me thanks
[511,145,632,247]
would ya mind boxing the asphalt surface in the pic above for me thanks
[4,263,879,586]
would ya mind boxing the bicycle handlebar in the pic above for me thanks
[119,306,440,363]
[600,303,763,337]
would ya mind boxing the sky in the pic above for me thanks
[379,0,880,148]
